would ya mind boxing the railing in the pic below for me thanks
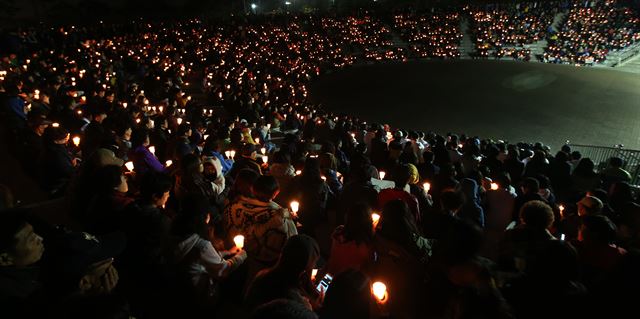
[611,40,640,67]
[568,144,640,185]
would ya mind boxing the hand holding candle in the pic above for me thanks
[372,282,388,304]
[379,171,386,180]
[371,213,381,229]
[233,235,245,249]
[72,136,81,147]
[125,161,134,172]
[290,201,299,217]
[423,182,430,193]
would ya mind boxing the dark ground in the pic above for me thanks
[309,60,640,150]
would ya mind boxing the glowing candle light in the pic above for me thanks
[165,160,173,167]
[559,205,565,217]
[233,235,245,249]
[295,170,302,175]
[372,213,381,228]
[290,201,300,215]
[490,183,499,191]
[379,171,386,180]
[148,146,156,155]
[423,182,431,193]
[261,147,266,155]
[177,118,183,125]
[158,106,163,113]
[52,123,60,128]
[122,102,128,108]
[229,150,236,158]
[263,156,268,164]
[72,136,81,147]
[372,282,388,303]
[125,161,134,172]
[311,269,318,281]
[225,151,231,158]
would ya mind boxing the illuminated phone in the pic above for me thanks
[315,273,333,293]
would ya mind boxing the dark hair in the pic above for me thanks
[253,175,280,202]
[272,235,320,286]
[378,200,420,251]
[573,158,596,177]
[609,157,624,168]
[522,177,540,194]
[180,154,201,177]
[177,123,192,136]
[131,128,150,148]
[520,200,554,230]
[393,164,411,188]
[139,172,172,202]
[173,194,210,238]
[93,165,125,194]
[0,209,28,255]
[229,169,260,200]
[252,299,318,319]
[301,157,322,183]
[321,270,371,319]
[343,203,373,245]
[581,215,617,244]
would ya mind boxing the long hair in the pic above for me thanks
[377,200,420,251]
[343,203,374,245]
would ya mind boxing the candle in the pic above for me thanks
[148,146,156,155]
[263,156,268,164]
[321,176,326,182]
[233,235,245,249]
[165,160,173,167]
[423,182,431,193]
[204,135,209,140]
[559,205,565,218]
[372,282,388,303]
[125,161,134,172]
[295,170,302,175]
[122,102,128,108]
[371,213,381,228]
[52,123,60,128]
[290,201,300,215]
[266,123,271,130]
[255,138,260,144]
[177,118,183,125]
[225,151,231,158]
[311,269,318,281]
[72,136,81,147]
[490,183,499,191]
[379,171,386,180]
[260,147,266,155]
[229,150,236,158]
[158,106,163,113]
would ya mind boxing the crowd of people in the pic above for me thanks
[544,0,640,64]
[2,2,640,319]
[467,3,557,60]
[393,11,462,59]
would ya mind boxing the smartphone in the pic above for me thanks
[315,273,333,293]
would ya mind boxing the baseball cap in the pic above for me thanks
[91,148,125,168]
[52,231,126,280]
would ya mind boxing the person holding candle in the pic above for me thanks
[166,123,195,163]
[172,195,247,312]
[81,106,108,159]
[129,129,166,174]
[81,165,133,236]
[377,164,421,225]
[369,200,432,318]
[291,157,334,235]
[227,175,297,288]
[227,143,262,179]
[41,126,76,197]
[324,203,374,277]
[245,235,320,311]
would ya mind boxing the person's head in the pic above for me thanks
[274,235,320,287]
[242,143,257,159]
[47,126,70,145]
[173,194,211,238]
[344,203,373,244]
[319,152,337,172]
[609,157,624,168]
[520,200,554,230]
[252,175,280,202]
[177,123,192,137]
[574,158,595,175]
[47,231,125,296]
[577,195,603,217]
[521,177,540,195]
[0,210,44,267]
[434,219,484,285]
[321,270,371,319]
[579,215,617,244]
[181,153,203,176]
[251,299,318,319]
[114,123,132,141]
[378,200,420,247]
[94,165,128,194]
[139,172,172,207]
[131,128,150,148]
[393,163,412,189]
[231,169,260,198]
[440,189,465,215]
[423,150,434,163]
[302,157,322,181]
